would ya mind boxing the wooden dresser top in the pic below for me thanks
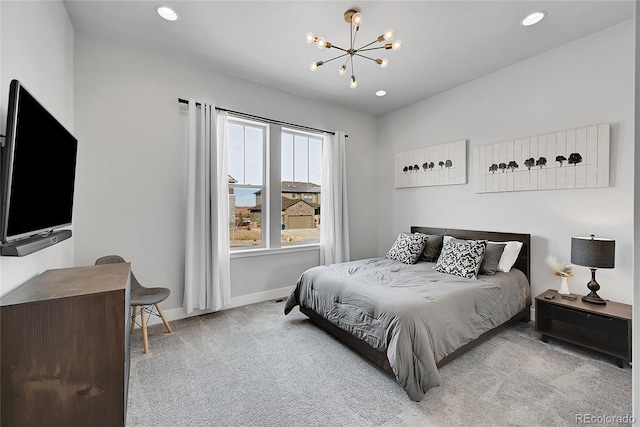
[1,263,131,306]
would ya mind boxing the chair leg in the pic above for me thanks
[155,304,172,333]
[140,305,149,354]
[131,306,138,334]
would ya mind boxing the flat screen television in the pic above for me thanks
[1,79,78,246]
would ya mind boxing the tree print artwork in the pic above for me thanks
[403,159,452,173]
[475,124,610,193]
[395,140,467,188]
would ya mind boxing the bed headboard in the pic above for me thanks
[410,226,531,285]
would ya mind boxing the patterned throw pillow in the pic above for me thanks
[435,239,487,279]
[386,233,428,264]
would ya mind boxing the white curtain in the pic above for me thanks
[320,131,350,265]
[184,99,231,313]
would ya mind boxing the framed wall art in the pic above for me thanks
[395,139,466,188]
[475,124,609,193]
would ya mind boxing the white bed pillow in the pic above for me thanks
[489,240,523,273]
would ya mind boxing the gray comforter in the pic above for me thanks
[284,257,530,401]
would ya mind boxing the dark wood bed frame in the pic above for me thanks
[299,227,531,374]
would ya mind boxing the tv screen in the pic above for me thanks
[1,80,78,243]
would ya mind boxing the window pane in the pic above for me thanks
[309,137,322,184]
[228,123,245,184]
[281,133,293,182]
[294,135,309,183]
[281,132,321,245]
[229,187,262,248]
[244,126,263,185]
[228,120,265,248]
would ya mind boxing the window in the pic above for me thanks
[227,120,322,250]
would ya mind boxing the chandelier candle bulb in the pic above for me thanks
[350,75,358,89]
[376,58,389,68]
[315,37,327,48]
[352,12,362,28]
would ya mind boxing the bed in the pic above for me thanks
[284,227,531,401]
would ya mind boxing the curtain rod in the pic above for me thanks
[177,98,345,137]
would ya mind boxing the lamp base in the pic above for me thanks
[582,269,607,305]
[582,291,606,305]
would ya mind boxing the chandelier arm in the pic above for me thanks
[352,25,359,50]
[353,53,380,63]
[320,53,349,64]
[356,46,387,53]
[330,45,350,53]
[355,39,380,50]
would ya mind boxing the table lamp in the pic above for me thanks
[571,234,615,305]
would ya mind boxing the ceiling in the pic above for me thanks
[63,1,634,117]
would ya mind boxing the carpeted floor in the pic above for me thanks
[126,300,631,426]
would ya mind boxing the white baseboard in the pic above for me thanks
[140,285,294,326]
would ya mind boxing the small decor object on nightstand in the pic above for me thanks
[545,254,572,295]
[571,234,615,305]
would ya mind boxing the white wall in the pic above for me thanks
[377,20,635,305]
[73,32,378,314]
[0,1,75,296]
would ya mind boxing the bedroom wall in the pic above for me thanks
[0,0,75,296]
[72,32,378,317]
[377,20,634,306]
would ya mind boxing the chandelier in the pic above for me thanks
[306,9,401,89]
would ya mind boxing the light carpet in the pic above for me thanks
[126,300,631,426]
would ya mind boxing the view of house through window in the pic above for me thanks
[228,120,322,248]
[280,131,322,244]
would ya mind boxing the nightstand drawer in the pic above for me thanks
[539,302,628,337]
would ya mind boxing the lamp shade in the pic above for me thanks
[571,235,615,269]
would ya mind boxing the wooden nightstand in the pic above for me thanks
[535,289,632,367]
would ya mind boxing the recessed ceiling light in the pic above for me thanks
[521,11,545,27]
[375,90,387,97]
[157,5,179,22]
